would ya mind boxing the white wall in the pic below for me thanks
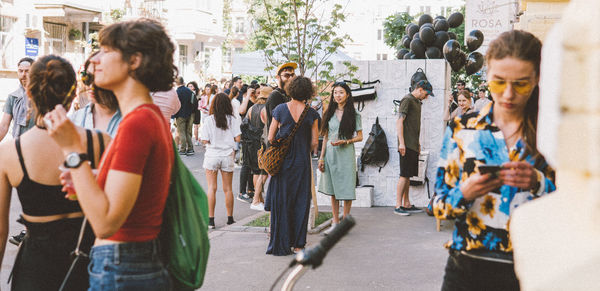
[321,59,450,207]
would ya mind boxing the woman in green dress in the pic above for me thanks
[318,82,363,234]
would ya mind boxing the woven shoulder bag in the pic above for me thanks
[258,105,309,176]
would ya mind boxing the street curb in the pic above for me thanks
[216,211,269,233]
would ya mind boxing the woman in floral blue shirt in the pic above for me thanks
[434,30,556,291]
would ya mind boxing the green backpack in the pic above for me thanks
[160,141,210,289]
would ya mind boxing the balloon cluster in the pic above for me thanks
[396,12,485,76]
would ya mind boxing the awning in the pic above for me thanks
[34,1,102,22]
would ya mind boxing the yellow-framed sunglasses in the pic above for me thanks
[488,79,533,95]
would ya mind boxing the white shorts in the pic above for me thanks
[203,155,235,172]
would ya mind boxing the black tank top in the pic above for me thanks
[14,130,103,216]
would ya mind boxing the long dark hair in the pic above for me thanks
[209,93,233,130]
[28,55,76,119]
[187,81,199,96]
[321,82,356,139]
[486,30,542,158]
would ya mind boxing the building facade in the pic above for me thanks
[0,0,103,102]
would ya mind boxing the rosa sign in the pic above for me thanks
[465,0,514,53]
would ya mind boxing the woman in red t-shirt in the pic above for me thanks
[45,19,176,290]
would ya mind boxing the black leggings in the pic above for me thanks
[11,217,94,291]
[441,250,520,291]
[239,142,255,194]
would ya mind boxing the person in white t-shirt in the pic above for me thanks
[200,93,242,229]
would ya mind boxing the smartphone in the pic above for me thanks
[478,164,502,175]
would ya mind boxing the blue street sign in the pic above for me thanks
[25,38,39,57]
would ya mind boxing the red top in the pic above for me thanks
[96,104,173,242]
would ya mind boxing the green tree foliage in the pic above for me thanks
[248,0,357,95]
[382,12,414,49]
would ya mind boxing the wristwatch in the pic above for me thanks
[64,152,90,169]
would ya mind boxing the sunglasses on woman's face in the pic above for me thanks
[488,79,533,95]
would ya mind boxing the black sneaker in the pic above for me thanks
[186,149,195,156]
[393,207,410,216]
[9,230,26,246]
[208,222,215,229]
[236,193,252,204]
[402,205,424,213]
[179,150,187,155]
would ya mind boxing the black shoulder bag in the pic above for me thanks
[344,79,381,112]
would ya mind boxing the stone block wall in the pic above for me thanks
[321,59,450,207]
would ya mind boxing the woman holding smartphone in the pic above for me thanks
[45,19,176,290]
[433,30,557,291]
[318,82,362,235]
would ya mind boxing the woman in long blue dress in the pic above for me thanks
[265,76,319,256]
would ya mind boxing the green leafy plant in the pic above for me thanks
[382,12,414,50]
[248,0,357,96]
[68,28,82,40]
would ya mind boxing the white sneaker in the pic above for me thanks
[323,223,338,236]
[193,140,200,146]
[250,202,265,211]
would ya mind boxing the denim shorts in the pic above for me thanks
[203,155,235,172]
[88,239,171,291]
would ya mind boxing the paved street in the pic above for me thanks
[0,143,453,290]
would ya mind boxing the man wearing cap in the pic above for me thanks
[264,62,297,131]
[394,80,433,216]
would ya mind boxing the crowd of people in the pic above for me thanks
[0,14,557,290]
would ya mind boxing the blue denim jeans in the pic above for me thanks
[88,240,171,291]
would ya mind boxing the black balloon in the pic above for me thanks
[406,23,419,39]
[419,26,435,46]
[402,35,411,48]
[403,52,415,59]
[410,39,426,58]
[413,31,420,41]
[434,19,449,32]
[421,23,434,30]
[449,52,467,72]
[418,14,433,27]
[466,29,484,52]
[448,12,464,28]
[426,47,442,59]
[397,48,409,59]
[465,52,484,75]
[443,39,461,62]
[448,31,457,40]
[433,31,449,49]
[434,15,446,20]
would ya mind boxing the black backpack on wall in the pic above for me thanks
[410,68,428,92]
[360,117,389,172]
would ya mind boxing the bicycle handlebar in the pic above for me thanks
[293,216,356,269]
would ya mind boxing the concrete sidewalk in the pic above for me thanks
[202,207,454,290]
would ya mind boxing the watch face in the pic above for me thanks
[66,153,81,167]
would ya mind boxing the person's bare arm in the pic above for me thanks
[396,116,406,156]
[239,94,250,116]
[268,118,279,144]
[0,113,12,142]
[0,152,12,265]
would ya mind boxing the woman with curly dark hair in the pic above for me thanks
[0,54,108,290]
[200,93,241,229]
[45,19,177,290]
[318,82,363,235]
[265,76,319,256]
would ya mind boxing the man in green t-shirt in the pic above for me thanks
[394,80,434,216]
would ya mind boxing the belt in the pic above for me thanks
[450,249,514,264]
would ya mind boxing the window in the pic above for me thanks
[0,15,17,68]
[234,47,243,54]
[224,48,232,64]
[377,29,382,41]
[43,22,67,56]
[178,44,188,74]
[376,54,381,61]
[420,6,431,14]
[406,6,410,14]
[235,17,245,34]
[204,48,212,70]
[382,54,388,60]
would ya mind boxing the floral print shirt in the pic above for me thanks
[433,103,556,254]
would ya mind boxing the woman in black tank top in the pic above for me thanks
[0,55,108,290]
